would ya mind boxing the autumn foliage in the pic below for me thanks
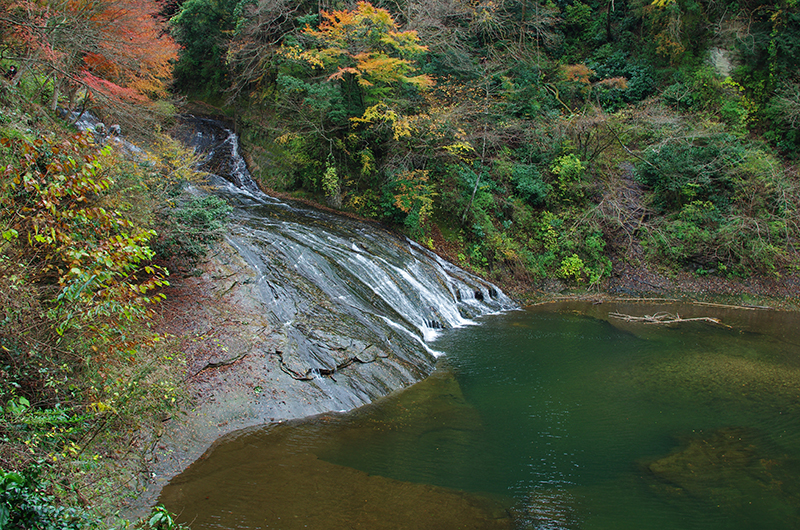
[264,2,437,215]
[300,2,433,94]
[2,0,177,123]
[0,133,168,343]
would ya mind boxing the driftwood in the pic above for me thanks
[606,297,680,303]
[608,311,732,328]
[692,301,772,311]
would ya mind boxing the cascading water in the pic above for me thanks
[176,116,515,406]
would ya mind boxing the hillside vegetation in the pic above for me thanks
[172,0,800,289]
[0,0,226,524]
[1,0,800,527]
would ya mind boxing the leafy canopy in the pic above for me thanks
[282,2,433,108]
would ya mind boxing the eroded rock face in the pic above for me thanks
[133,118,515,514]
[179,116,514,389]
[174,115,514,387]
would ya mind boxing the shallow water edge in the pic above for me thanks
[158,299,800,529]
[141,289,800,516]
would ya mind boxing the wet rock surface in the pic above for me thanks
[130,118,514,514]
[137,234,438,511]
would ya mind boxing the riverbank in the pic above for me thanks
[135,224,799,512]
[133,236,404,514]
[569,257,800,311]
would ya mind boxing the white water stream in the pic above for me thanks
[180,116,517,366]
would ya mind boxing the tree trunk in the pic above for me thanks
[50,74,60,112]
[461,77,490,223]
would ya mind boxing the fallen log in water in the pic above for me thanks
[608,311,732,328]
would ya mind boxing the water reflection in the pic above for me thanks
[160,302,800,530]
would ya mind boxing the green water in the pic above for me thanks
[160,303,800,529]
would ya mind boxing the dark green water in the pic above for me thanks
[160,303,800,529]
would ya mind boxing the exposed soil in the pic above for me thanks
[603,257,800,310]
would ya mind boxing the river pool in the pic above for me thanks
[160,301,800,529]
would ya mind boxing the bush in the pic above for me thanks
[0,126,197,527]
[514,208,611,285]
[635,135,743,212]
[587,51,656,111]
[642,153,799,274]
[662,82,693,109]
[0,467,97,530]
[659,200,718,265]
[763,82,800,157]
[511,164,550,206]
[154,195,232,263]
[551,154,587,203]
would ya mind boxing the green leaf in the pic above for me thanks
[0,470,25,488]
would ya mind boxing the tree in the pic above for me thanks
[292,1,433,112]
[516,0,560,54]
[4,0,176,108]
[268,2,433,205]
[226,0,311,100]
[170,0,241,92]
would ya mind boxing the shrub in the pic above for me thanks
[635,135,743,212]
[763,82,800,157]
[558,253,585,282]
[0,133,169,341]
[587,51,656,111]
[0,129,194,526]
[511,164,550,206]
[551,154,587,203]
[0,467,97,530]
[662,82,693,109]
[154,195,232,263]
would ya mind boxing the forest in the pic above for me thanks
[1,0,799,527]
[181,0,800,288]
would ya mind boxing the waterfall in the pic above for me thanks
[178,116,516,402]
